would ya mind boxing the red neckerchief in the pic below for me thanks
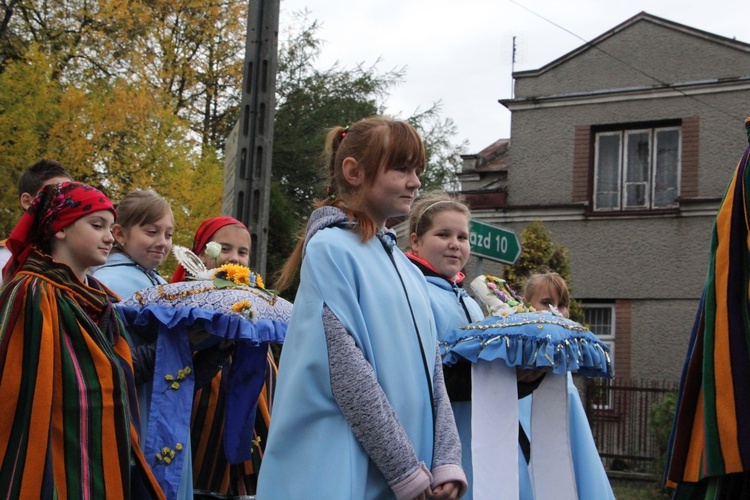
[405,251,465,284]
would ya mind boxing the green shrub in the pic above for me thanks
[650,391,678,476]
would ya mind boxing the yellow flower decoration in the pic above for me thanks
[214,264,251,286]
[232,300,252,312]
[155,443,184,466]
[163,366,192,392]
[231,300,254,319]
[212,263,267,291]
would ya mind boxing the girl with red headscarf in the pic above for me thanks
[171,215,251,283]
[172,216,276,498]
[0,182,164,499]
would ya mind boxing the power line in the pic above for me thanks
[508,0,746,133]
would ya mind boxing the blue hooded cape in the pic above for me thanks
[257,209,440,498]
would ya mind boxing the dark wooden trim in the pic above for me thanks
[572,125,592,204]
[681,116,700,198]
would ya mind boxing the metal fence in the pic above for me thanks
[583,377,679,475]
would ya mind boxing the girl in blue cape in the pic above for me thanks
[406,191,613,499]
[256,117,467,500]
[405,192,484,499]
[520,271,614,499]
[92,190,194,500]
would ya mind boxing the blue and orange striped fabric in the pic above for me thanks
[0,252,164,499]
[665,119,750,498]
[191,350,277,496]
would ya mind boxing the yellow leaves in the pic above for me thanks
[0,0,243,239]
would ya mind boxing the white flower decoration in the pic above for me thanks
[205,241,222,259]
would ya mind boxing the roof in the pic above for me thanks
[513,12,750,79]
[466,138,511,172]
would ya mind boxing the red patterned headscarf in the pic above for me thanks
[170,216,248,283]
[2,182,115,280]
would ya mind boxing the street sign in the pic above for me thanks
[469,219,521,264]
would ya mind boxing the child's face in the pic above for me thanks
[410,210,470,278]
[53,210,115,273]
[200,225,251,269]
[359,164,421,228]
[528,284,569,318]
[114,212,174,271]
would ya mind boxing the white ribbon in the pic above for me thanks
[529,374,578,500]
[471,360,518,499]
[471,361,578,500]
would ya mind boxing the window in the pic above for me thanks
[584,303,615,409]
[594,126,681,211]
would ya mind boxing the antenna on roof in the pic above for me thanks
[511,35,517,99]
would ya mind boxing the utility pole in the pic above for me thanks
[234,0,280,276]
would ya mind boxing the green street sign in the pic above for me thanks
[469,219,521,264]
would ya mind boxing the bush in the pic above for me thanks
[650,391,678,476]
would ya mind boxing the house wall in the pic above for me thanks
[422,13,750,387]
[506,92,746,206]
[630,298,699,381]
[514,18,750,97]
[488,17,750,383]
[459,215,713,382]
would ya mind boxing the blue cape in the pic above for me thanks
[257,226,438,498]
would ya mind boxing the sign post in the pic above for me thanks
[469,219,521,265]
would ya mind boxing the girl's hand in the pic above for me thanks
[429,481,461,499]
[413,488,430,500]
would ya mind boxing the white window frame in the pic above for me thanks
[594,126,681,211]
[583,303,616,410]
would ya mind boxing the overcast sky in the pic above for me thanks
[278,0,748,152]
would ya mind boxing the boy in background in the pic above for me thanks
[0,159,72,284]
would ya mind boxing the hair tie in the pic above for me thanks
[326,186,336,200]
[340,125,350,139]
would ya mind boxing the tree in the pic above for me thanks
[502,220,584,322]
[272,13,401,221]
[407,103,467,192]
[0,4,469,290]
[0,0,237,238]
[266,13,469,289]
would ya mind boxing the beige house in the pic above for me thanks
[461,12,750,384]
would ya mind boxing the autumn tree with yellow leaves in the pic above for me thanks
[0,2,467,285]
[0,0,242,245]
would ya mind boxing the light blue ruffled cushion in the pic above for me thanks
[440,312,612,378]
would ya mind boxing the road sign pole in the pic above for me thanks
[475,256,483,277]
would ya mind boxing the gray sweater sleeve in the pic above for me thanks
[431,345,463,468]
[323,305,425,486]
